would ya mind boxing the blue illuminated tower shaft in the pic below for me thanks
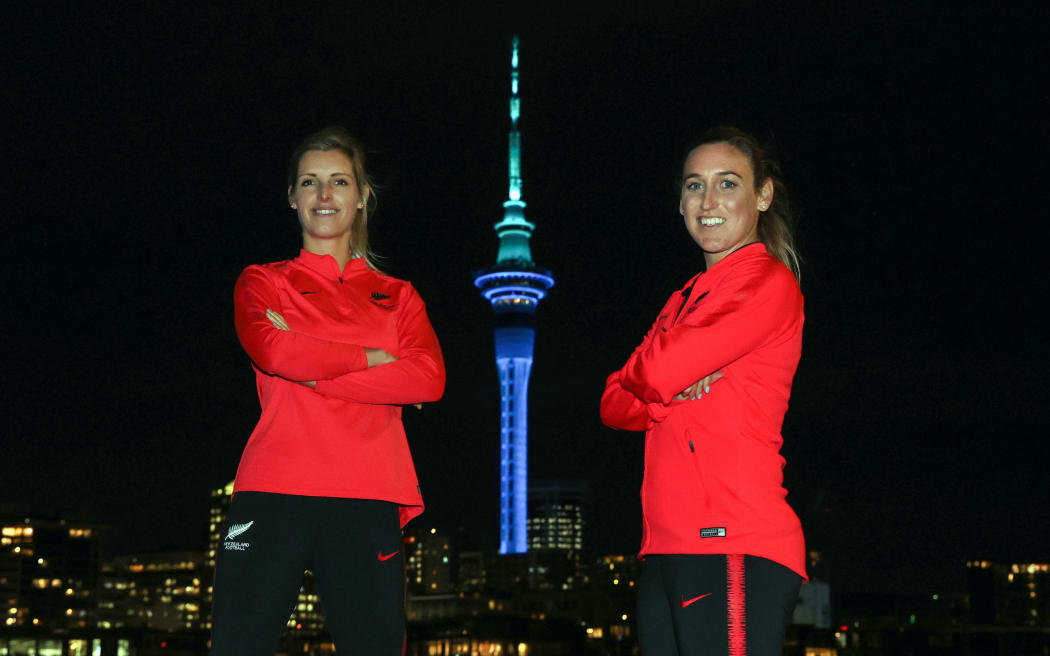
[474,36,553,555]
[496,315,534,554]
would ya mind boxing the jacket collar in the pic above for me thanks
[295,249,367,279]
[704,241,765,275]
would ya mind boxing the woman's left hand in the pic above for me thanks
[673,371,724,401]
[266,308,290,331]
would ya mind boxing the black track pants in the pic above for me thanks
[211,492,405,655]
[638,554,801,656]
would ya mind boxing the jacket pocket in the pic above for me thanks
[684,429,713,518]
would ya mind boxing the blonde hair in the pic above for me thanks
[288,126,381,270]
[683,127,801,280]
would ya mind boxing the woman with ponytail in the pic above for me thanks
[601,127,805,655]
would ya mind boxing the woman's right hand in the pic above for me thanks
[365,348,398,367]
[363,348,419,408]
[673,371,724,401]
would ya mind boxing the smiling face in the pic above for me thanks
[680,142,773,268]
[288,149,366,252]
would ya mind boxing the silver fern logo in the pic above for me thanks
[225,521,254,540]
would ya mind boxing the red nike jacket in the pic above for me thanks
[600,243,806,579]
[233,249,445,527]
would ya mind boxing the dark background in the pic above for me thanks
[5,3,1048,597]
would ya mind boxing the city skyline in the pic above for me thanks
[5,504,1048,653]
[5,3,1048,600]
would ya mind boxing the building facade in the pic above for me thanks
[968,559,1050,626]
[526,481,586,591]
[527,480,585,553]
[98,550,207,632]
[0,517,101,630]
[404,526,453,596]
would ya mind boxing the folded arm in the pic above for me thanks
[621,263,800,405]
[314,285,446,405]
[600,310,671,431]
[234,266,369,381]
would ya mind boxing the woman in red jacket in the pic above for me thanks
[211,126,445,655]
[600,127,804,656]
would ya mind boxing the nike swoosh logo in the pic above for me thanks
[681,593,713,607]
[299,291,318,295]
[225,521,254,540]
[378,550,399,562]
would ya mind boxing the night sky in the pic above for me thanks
[6,4,1048,598]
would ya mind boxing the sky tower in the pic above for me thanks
[474,35,555,555]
